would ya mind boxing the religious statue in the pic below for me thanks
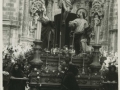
[41,21,55,49]
[29,0,51,42]
[58,0,75,24]
[93,13,101,44]
[69,8,92,54]
[90,0,104,44]
[94,13,100,27]
[30,13,39,31]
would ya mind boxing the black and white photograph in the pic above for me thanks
[2,0,119,90]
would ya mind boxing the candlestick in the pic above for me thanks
[29,1,46,90]
[84,39,86,53]
[72,33,75,50]
[60,31,61,49]
[48,31,51,50]
[82,53,86,74]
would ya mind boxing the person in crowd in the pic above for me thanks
[105,65,118,82]
[8,63,26,90]
[3,54,14,90]
[60,64,79,90]
[3,71,9,90]
[104,65,118,90]
[100,62,108,76]
[100,54,107,65]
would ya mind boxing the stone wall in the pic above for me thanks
[108,0,118,52]
[3,26,11,46]
[3,0,118,52]
[22,0,29,36]
[109,0,118,30]
[3,0,21,47]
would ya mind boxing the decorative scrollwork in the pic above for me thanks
[90,0,104,19]
[30,0,46,16]
[29,0,49,32]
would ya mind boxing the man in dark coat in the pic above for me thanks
[3,54,14,90]
[104,65,118,90]
[105,65,118,82]
[61,64,79,90]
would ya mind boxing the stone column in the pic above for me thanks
[108,0,118,52]
[22,0,29,36]
[101,0,110,46]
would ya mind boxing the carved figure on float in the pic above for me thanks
[90,0,104,44]
[69,8,93,54]
[58,0,76,24]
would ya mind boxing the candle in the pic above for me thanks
[95,26,100,44]
[85,44,86,53]
[97,26,100,44]
[48,31,51,49]
[36,20,42,40]
[72,33,75,50]
[60,31,61,49]
[35,29,37,39]
[95,26,97,44]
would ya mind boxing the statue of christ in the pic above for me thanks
[58,0,75,24]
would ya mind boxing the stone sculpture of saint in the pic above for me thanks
[93,13,101,44]
[94,14,100,27]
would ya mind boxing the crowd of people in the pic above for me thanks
[2,44,118,90]
[100,51,118,74]
[3,44,33,90]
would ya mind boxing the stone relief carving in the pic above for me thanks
[90,0,104,18]
[30,0,46,16]
[90,0,104,43]
[29,0,49,33]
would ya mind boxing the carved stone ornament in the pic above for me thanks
[90,0,104,19]
[29,0,50,32]
[30,0,46,16]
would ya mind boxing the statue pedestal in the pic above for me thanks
[30,40,43,66]
[29,40,43,90]
[90,44,101,74]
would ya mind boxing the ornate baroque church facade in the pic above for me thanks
[3,0,118,52]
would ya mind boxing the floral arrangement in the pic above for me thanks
[100,51,118,74]
[2,44,34,64]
